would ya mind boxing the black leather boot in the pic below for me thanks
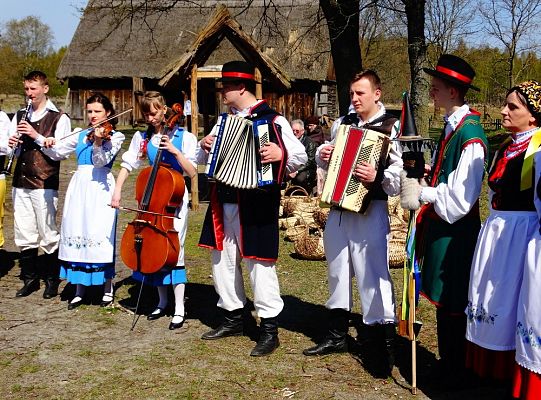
[380,323,396,377]
[303,308,349,356]
[250,317,280,356]
[201,308,243,340]
[16,248,40,297]
[42,250,60,299]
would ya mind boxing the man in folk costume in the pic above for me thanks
[7,71,72,299]
[303,70,402,377]
[197,61,307,356]
[409,55,488,381]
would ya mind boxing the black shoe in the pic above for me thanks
[68,298,83,310]
[43,278,60,299]
[169,315,185,330]
[303,337,348,356]
[15,279,40,297]
[201,308,243,340]
[250,334,280,356]
[100,295,114,308]
[250,317,280,356]
[147,308,166,321]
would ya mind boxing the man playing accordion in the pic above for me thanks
[303,70,402,378]
[197,60,307,356]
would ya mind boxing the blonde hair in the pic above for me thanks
[140,91,166,113]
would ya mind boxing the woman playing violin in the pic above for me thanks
[51,93,125,309]
[111,91,197,330]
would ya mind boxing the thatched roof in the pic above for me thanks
[57,0,331,86]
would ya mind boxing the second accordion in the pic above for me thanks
[205,113,273,189]
[321,124,391,213]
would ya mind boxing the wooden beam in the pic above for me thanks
[191,64,199,137]
[255,67,262,99]
[196,71,222,79]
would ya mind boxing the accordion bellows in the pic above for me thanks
[205,114,273,189]
[321,125,391,213]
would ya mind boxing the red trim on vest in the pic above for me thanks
[436,66,473,84]
[210,186,225,251]
[222,72,255,80]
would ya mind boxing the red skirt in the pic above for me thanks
[465,341,515,380]
[512,363,541,399]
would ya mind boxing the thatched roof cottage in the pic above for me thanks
[57,0,335,132]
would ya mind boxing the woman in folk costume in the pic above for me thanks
[512,90,541,400]
[111,91,197,330]
[57,93,125,309]
[466,81,541,382]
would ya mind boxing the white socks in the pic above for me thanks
[102,279,113,302]
[172,283,186,323]
[71,284,86,303]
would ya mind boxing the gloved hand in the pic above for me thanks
[400,170,423,210]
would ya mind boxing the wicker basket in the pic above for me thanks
[285,224,307,242]
[388,228,408,268]
[294,226,325,260]
[282,186,316,217]
[313,207,330,229]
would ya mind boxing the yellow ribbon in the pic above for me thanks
[520,128,541,191]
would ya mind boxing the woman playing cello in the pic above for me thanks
[111,91,197,330]
[50,93,125,309]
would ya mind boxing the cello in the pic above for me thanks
[120,104,186,274]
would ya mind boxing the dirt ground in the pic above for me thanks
[0,154,509,400]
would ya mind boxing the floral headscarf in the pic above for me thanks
[509,80,541,121]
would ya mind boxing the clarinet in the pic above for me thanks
[2,98,32,175]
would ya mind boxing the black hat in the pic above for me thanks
[219,60,257,83]
[423,54,479,92]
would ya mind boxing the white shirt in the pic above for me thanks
[8,99,73,161]
[420,104,486,224]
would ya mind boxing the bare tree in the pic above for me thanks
[480,0,541,88]
[425,0,480,60]
[0,16,54,58]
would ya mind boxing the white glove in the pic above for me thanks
[400,170,422,210]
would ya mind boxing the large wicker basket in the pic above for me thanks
[294,226,325,260]
[282,186,317,217]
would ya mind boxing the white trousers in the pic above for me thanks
[323,200,396,325]
[211,203,284,319]
[12,187,59,253]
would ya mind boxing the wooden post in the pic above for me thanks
[191,64,199,137]
[255,67,262,99]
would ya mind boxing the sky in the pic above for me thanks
[0,0,88,49]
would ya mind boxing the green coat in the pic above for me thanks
[417,112,488,313]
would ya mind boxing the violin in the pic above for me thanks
[120,103,186,274]
[86,120,113,142]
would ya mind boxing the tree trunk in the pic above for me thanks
[403,0,430,137]
[320,0,363,116]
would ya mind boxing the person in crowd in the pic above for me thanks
[289,119,317,193]
[513,137,541,400]
[7,70,72,299]
[111,91,197,330]
[466,81,541,382]
[197,60,307,356]
[409,54,488,383]
[302,69,401,378]
[305,115,324,146]
[0,110,11,263]
[55,93,125,309]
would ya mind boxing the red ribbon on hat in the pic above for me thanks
[222,72,255,80]
[436,66,472,84]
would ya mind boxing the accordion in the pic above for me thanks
[205,113,273,189]
[321,125,391,213]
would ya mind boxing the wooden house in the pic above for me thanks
[57,0,336,133]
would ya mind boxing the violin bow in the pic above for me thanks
[110,205,181,219]
[60,108,133,141]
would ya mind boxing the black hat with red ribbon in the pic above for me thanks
[219,60,259,83]
[423,54,480,92]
